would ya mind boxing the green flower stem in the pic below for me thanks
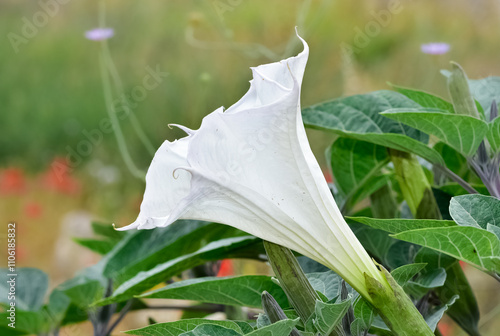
[263,241,343,336]
[263,241,320,322]
[365,267,434,336]
[389,149,481,335]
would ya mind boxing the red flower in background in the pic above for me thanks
[217,259,234,277]
[24,202,43,219]
[42,158,81,195]
[0,168,26,194]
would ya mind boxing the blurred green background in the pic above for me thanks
[1,0,500,333]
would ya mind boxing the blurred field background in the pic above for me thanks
[1,0,500,334]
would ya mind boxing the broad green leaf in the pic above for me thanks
[488,224,500,240]
[487,116,500,152]
[139,276,288,308]
[43,289,71,327]
[98,235,260,305]
[124,319,246,335]
[425,295,459,332]
[73,237,116,255]
[248,319,299,335]
[433,142,469,179]
[108,222,263,285]
[0,268,48,311]
[60,279,103,309]
[180,324,242,336]
[347,217,456,233]
[104,220,210,279]
[329,137,389,203]
[349,221,395,266]
[468,76,500,120]
[391,85,454,113]
[391,226,500,273]
[313,299,352,335]
[0,311,49,335]
[437,262,480,336]
[449,194,500,229]
[302,91,445,164]
[353,297,375,332]
[306,271,343,301]
[381,109,489,156]
[390,263,427,286]
[405,268,447,299]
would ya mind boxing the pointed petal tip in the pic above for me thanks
[168,124,196,136]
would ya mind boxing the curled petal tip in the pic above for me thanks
[168,124,195,136]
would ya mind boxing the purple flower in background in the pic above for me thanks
[85,28,114,41]
[420,42,450,55]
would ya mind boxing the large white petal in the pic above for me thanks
[116,137,192,231]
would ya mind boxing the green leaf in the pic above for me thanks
[349,221,395,266]
[437,262,480,336]
[405,268,447,299]
[250,319,299,335]
[124,319,246,335]
[487,116,500,152]
[313,299,352,335]
[180,324,242,336]
[468,76,500,119]
[425,295,459,332]
[60,279,104,309]
[98,235,260,305]
[391,84,454,113]
[347,216,456,233]
[0,310,49,335]
[329,137,389,205]
[249,319,299,335]
[353,297,375,331]
[0,268,48,311]
[306,271,343,301]
[302,91,445,164]
[391,226,500,273]
[381,109,489,156]
[73,237,116,255]
[103,220,210,279]
[488,224,500,241]
[139,276,288,308]
[390,263,427,286]
[450,194,500,229]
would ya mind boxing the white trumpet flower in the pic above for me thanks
[116,34,387,300]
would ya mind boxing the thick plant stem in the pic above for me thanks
[390,149,481,336]
[365,267,434,336]
[264,241,435,336]
[263,241,344,336]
